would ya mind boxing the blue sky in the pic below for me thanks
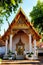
[0,0,38,36]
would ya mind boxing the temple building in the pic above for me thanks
[0,8,41,57]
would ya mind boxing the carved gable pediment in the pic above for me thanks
[13,15,29,29]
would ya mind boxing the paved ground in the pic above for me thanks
[0,56,43,65]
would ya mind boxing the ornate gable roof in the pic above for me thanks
[2,7,42,42]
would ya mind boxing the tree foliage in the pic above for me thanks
[30,0,43,34]
[0,0,22,25]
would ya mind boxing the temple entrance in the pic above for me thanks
[14,30,29,55]
[16,39,24,55]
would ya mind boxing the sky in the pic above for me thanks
[0,0,38,36]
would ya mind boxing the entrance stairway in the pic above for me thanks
[1,60,40,64]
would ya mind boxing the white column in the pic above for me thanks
[33,39,36,56]
[5,40,8,55]
[9,34,13,52]
[29,34,32,53]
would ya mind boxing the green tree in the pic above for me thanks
[30,0,43,34]
[0,0,22,26]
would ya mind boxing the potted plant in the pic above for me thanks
[28,53,32,59]
[27,52,34,60]
[8,50,13,60]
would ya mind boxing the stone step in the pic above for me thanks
[1,60,40,64]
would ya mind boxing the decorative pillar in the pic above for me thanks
[5,40,8,55]
[29,34,32,53]
[9,34,13,52]
[33,39,36,56]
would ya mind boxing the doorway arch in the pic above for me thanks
[13,30,29,54]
